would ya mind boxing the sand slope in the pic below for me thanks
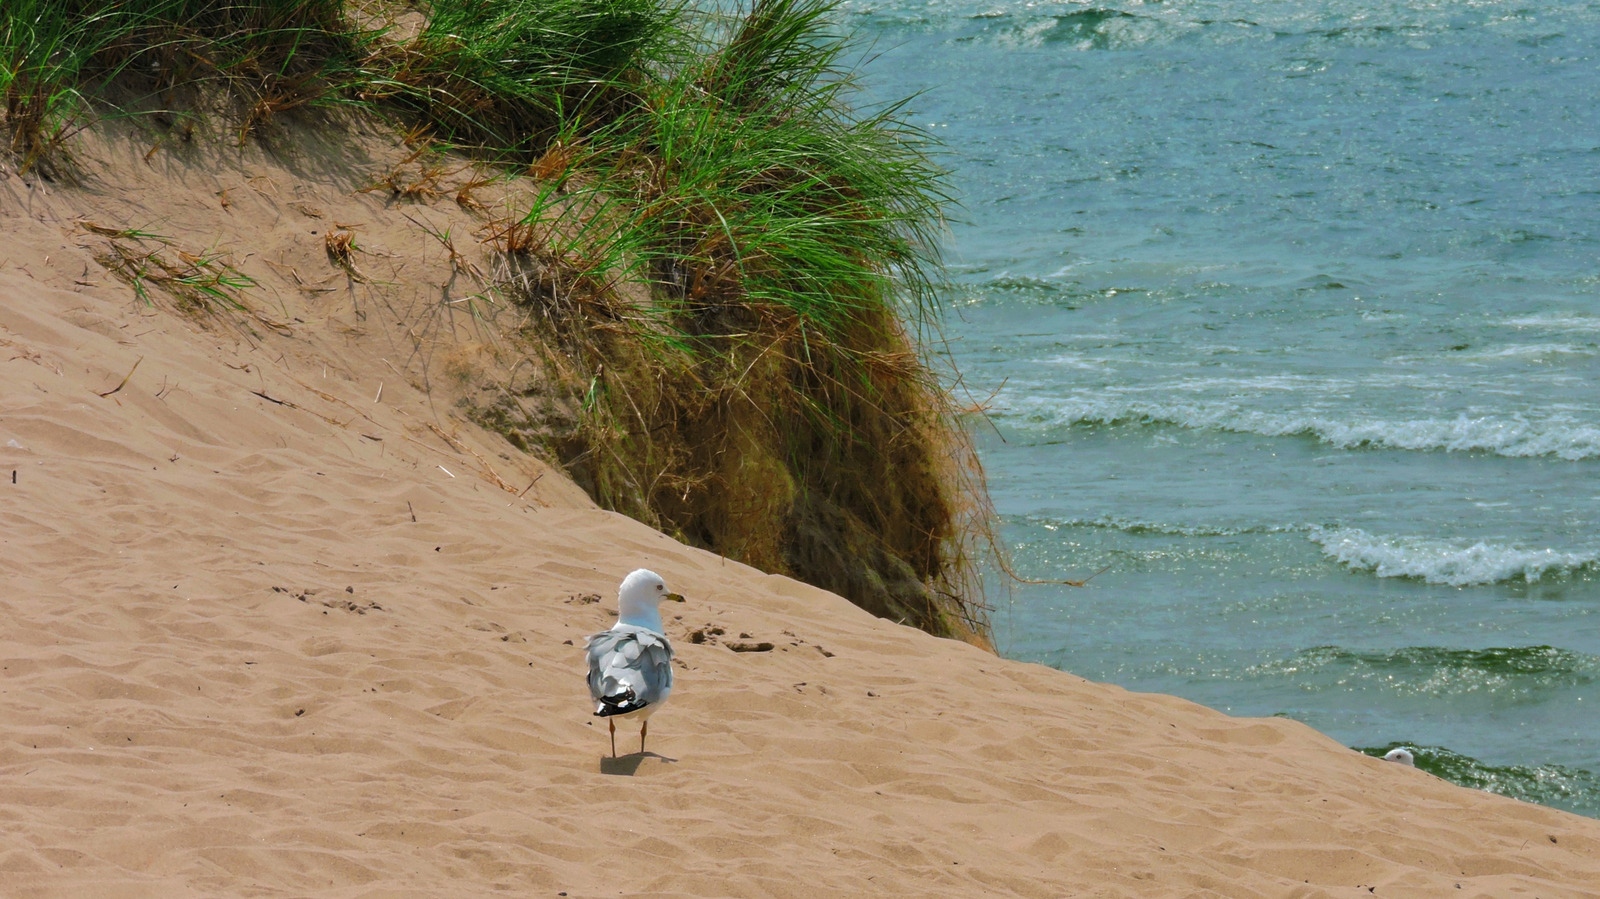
[3,126,1600,898]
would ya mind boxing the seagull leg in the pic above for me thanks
[608,719,616,758]
[640,720,648,755]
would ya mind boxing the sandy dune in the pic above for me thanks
[3,126,1599,897]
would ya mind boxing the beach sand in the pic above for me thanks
[2,124,1599,897]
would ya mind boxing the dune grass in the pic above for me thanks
[1,1,365,168]
[477,0,989,640]
[365,0,676,155]
[1,0,994,643]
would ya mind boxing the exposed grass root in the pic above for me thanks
[475,283,993,643]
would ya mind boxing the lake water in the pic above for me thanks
[847,0,1600,816]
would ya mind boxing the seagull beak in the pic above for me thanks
[665,592,686,603]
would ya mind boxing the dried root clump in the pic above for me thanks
[471,205,992,645]
[323,224,369,282]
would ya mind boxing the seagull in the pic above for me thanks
[585,569,685,757]
[1383,748,1416,766]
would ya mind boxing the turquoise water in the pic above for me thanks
[848,0,1600,816]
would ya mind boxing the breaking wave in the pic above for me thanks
[1310,527,1600,586]
[1003,396,1600,461]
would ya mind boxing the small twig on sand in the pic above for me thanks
[251,388,291,406]
[426,422,521,495]
[249,388,348,427]
[97,356,143,397]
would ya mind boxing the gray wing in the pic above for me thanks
[586,628,674,715]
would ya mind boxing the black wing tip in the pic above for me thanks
[593,689,650,717]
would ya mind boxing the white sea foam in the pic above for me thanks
[1040,353,1107,370]
[1455,343,1597,362]
[1028,514,1296,538]
[1129,374,1348,394]
[1504,313,1600,333]
[1309,527,1600,587]
[1003,396,1600,460]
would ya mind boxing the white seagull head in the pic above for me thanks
[616,568,685,630]
[1383,748,1416,767]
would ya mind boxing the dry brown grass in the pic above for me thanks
[453,173,496,212]
[323,224,366,281]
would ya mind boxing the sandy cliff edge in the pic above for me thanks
[2,127,1599,898]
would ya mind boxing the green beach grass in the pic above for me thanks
[2,0,994,643]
